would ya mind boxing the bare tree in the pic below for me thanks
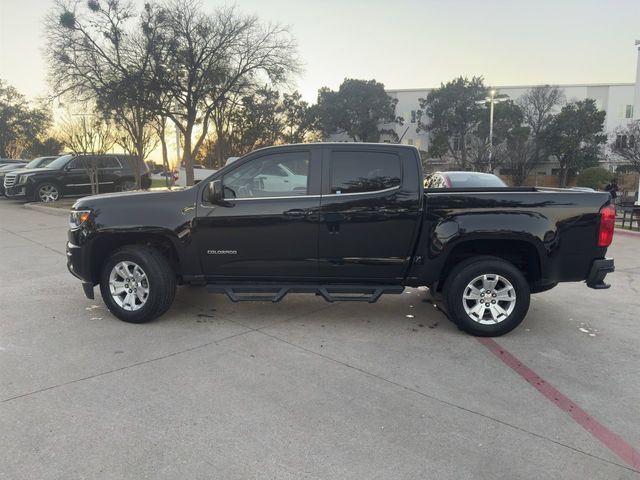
[153,115,173,186]
[518,85,565,165]
[46,0,165,187]
[57,111,117,194]
[57,113,116,155]
[151,2,300,185]
[611,121,640,172]
[500,127,537,186]
[209,88,245,168]
[466,136,493,172]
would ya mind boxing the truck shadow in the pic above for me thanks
[169,285,460,336]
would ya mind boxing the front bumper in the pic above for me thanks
[67,241,96,299]
[586,258,614,289]
[4,184,28,198]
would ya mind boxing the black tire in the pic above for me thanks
[33,181,62,203]
[443,256,530,337]
[114,180,136,192]
[99,245,176,323]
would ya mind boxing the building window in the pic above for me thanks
[411,110,417,123]
[616,134,628,149]
[452,136,462,152]
[625,105,634,119]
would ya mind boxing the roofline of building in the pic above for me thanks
[386,82,636,93]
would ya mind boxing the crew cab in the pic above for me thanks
[66,143,615,336]
[4,153,151,202]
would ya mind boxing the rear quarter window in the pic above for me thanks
[330,151,401,194]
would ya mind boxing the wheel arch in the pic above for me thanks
[88,232,181,284]
[436,237,545,292]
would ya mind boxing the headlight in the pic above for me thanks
[18,175,31,185]
[69,210,92,229]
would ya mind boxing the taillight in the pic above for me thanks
[598,204,615,247]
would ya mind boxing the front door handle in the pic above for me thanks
[283,208,308,217]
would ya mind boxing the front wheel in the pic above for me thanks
[34,182,61,202]
[99,245,176,323]
[443,256,530,337]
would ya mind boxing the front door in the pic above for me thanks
[318,147,422,282]
[196,147,321,280]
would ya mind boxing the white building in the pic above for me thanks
[332,42,640,175]
[388,80,636,174]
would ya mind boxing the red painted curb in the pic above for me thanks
[478,337,640,471]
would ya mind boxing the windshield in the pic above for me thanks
[44,154,73,170]
[445,172,506,188]
[25,157,56,169]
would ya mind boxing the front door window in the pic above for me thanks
[223,152,310,199]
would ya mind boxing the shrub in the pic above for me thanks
[576,167,611,190]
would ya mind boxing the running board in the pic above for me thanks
[206,284,405,303]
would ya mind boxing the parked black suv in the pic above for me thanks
[0,156,58,196]
[4,154,151,202]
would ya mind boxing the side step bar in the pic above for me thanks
[206,284,405,303]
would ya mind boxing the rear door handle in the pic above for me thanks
[283,209,308,217]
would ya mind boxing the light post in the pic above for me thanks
[476,89,509,172]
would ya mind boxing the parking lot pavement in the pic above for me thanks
[1,200,639,479]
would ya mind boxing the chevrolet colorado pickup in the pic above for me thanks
[67,143,615,336]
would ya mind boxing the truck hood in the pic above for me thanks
[0,164,26,174]
[10,167,56,176]
[71,187,191,210]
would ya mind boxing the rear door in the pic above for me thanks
[96,156,123,192]
[64,156,93,195]
[318,146,422,282]
[196,147,322,280]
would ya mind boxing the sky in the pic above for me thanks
[1,0,640,104]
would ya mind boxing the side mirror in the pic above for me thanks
[207,179,224,205]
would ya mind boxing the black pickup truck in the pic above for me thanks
[66,143,615,336]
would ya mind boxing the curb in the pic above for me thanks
[23,202,71,217]
[615,228,640,238]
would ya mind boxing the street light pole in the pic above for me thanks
[476,89,508,173]
[488,90,495,172]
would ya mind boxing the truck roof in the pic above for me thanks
[250,142,420,153]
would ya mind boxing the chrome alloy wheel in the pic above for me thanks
[38,184,59,202]
[108,261,150,311]
[462,274,516,324]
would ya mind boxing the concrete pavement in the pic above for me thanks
[0,199,638,479]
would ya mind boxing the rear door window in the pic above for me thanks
[97,157,122,169]
[67,157,89,169]
[330,151,401,194]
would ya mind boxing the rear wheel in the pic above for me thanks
[443,256,530,336]
[34,182,61,202]
[99,245,176,323]
[115,180,136,192]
